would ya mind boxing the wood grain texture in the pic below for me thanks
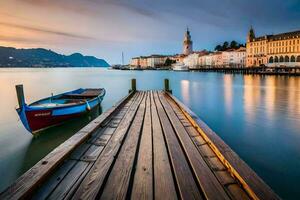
[131,92,153,200]
[150,91,178,200]
[166,92,280,200]
[99,92,146,200]
[72,92,144,200]
[159,92,229,200]
[153,91,203,200]
[0,91,136,200]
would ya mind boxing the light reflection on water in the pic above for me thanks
[0,68,300,199]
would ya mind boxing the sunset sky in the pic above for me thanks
[1,0,300,64]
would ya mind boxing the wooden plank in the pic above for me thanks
[131,92,153,200]
[226,184,251,200]
[153,91,202,200]
[47,146,106,199]
[159,92,229,200]
[150,91,178,200]
[72,92,144,200]
[166,92,280,200]
[34,97,134,199]
[32,125,118,199]
[52,125,118,199]
[31,160,77,200]
[47,161,90,200]
[99,92,146,199]
[46,127,113,199]
[0,91,137,200]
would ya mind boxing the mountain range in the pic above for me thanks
[0,46,109,67]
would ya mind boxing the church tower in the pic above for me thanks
[183,27,193,55]
[247,26,255,42]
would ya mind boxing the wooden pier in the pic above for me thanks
[0,80,279,200]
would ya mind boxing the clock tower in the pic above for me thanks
[183,27,193,55]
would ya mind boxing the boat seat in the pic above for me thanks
[62,89,104,99]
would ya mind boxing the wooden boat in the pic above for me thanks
[15,85,106,134]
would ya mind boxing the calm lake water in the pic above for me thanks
[0,68,300,199]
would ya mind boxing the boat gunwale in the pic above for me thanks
[26,88,106,111]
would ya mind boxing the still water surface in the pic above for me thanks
[0,68,300,199]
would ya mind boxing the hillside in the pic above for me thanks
[0,47,110,67]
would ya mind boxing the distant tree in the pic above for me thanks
[215,45,222,51]
[222,42,229,50]
[230,40,238,49]
[164,58,175,66]
[238,43,245,48]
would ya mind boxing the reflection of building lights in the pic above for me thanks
[224,75,233,113]
[181,80,190,103]
[243,76,261,123]
[287,78,300,130]
[265,77,276,120]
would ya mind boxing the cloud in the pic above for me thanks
[0,35,42,43]
[0,22,94,40]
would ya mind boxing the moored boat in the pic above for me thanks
[172,62,189,71]
[15,85,105,134]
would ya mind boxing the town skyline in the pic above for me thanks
[1,0,300,64]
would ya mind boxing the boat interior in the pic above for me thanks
[29,89,104,108]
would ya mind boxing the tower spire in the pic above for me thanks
[247,25,255,42]
[183,27,193,55]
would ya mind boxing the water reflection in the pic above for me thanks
[264,77,276,120]
[243,75,262,124]
[15,105,101,187]
[1,69,300,199]
[223,75,233,114]
[180,80,190,104]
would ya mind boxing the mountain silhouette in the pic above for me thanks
[0,46,109,67]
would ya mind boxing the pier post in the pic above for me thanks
[164,78,172,93]
[15,85,25,108]
[130,79,136,93]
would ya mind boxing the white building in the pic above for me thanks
[195,47,246,68]
[147,55,168,68]
[130,55,168,69]
[183,51,209,68]
[222,47,246,68]
[183,53,199,68]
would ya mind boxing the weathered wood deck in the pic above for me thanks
[1,84,280,199]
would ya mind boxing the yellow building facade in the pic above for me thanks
[246,27,300,67]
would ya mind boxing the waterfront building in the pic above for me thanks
[222,47,246,68]
[147,55,168,68]
[183,51,208,68]
[129,55,168,69]
[172,54,187,63]
[246,27,300,67]
[130,57,140,67]
[183,27,193,55]
[211,52,223,67]
[185,48,246,68]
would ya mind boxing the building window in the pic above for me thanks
[280,56,284,62]
[285,56,289,62]
[269,57,274,63]
[275,56,279,63]
[297,56,300,62]
[291,56,296,62]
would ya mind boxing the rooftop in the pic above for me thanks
[253,29,300,42]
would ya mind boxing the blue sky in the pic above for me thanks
[0,0,300,64]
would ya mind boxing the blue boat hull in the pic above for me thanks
[17,88,105,134]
